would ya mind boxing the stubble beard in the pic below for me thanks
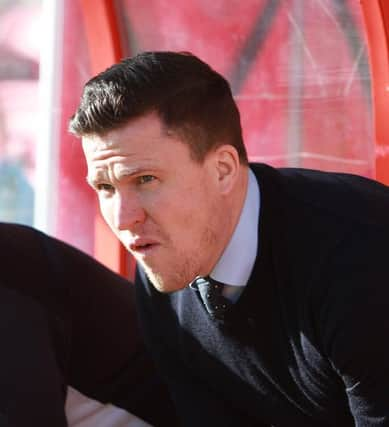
[143,259,194,293]
[142,224,219,293]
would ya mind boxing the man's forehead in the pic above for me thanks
[82,133,116,151]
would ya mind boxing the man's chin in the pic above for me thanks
[151,279,187,294]
[145,269,188,294]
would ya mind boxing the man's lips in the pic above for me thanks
[129,239,160,254]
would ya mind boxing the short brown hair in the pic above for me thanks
[69,51,248,164]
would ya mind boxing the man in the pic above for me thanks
[0,222,175,427]
[69,51,389,426]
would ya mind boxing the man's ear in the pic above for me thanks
[212,145,240,194]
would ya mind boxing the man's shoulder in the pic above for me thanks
[249,163,389,229]
[249,162,389,196]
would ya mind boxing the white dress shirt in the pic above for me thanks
[210,168,260,302]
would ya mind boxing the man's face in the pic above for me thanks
[82,113,230,292]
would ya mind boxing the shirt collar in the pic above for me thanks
[210,168,260,287]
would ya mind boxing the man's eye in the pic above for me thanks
[138,175,156,184]
[96,183,114,193]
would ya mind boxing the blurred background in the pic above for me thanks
[1,1,388,424]
[0,0,39,225]
[0,0,386,272]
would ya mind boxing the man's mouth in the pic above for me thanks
[129,239,159,255]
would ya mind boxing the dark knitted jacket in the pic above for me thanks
[135,163,389,427]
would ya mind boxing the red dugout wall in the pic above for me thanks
[57,0,388,276]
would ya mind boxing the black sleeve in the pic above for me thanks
[0,223,176,426]
[45,228,177,425]
[0,223,69,427]
[0,284,68,427]
[316,226,389,425]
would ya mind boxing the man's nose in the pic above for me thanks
[114,194,146,231]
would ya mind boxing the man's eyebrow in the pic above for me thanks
[118,171,141,180]
[114,166,156,180]
[85,167,154,186]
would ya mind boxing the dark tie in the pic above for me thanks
[190,276,231,319]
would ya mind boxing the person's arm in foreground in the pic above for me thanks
[316,227,389,425]
[0,223,177,427]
